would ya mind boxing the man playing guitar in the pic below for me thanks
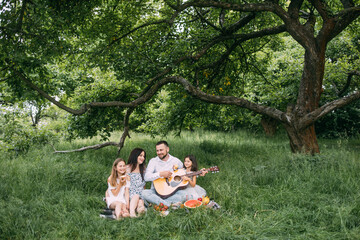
[141,141,207,207]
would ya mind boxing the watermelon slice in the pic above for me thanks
[184,199,202,208]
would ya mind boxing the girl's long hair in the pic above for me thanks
[109,158,126,187]
[185,154,198,171]
[127,148,146,181]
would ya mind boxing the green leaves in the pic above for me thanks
[0,107,56,153]
[1,0,359,148]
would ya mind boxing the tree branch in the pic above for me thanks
[338,70,360,97]
[195,7,221,32]
[300,90,360,129]
[0,77,12,82]
[146,23,286,86]
[109,19,169,47]
[223,12,256,34]
[177,0,292,28]
[198,42,238,70]
[178,1,276,13]
[328,6,360,41]
[107,9,181,49]
[165,76,288,123]
[116,107,134,157]
[14,69,90,115]
[53,142,120,154]
[188,23,286,67]
[340,0,355,9]
[219,8,225,28]
[52,108,135,155]
[310,0,330,20]
[16,0,28,32]
[288,0,304,19]
[233,24,286,41]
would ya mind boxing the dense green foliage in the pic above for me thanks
[316,28,360,138]
[1,0,359,150]
[1,131,359,239]
[136,32,360,137]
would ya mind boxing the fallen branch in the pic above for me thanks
[51,108,135,155]
[53,142,119,154]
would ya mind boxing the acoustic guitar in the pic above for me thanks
[153,166,220,199]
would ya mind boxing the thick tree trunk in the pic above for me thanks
[286,45,325,154]
[261,116,277,136]
[283,123,320,154]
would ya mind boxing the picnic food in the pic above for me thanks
[184,199,202,208]
[153,203,169,212]
[202,196,210,205]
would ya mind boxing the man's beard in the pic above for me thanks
[159,152,168,160]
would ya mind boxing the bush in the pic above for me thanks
[0,113,57,153]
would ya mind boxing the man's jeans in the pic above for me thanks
[141,188,187,206]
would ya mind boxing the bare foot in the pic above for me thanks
[137,206,146,215]
[122,210,130,218]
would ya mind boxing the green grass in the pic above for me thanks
[1,130,359,239]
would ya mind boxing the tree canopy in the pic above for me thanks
[1,0,359,154]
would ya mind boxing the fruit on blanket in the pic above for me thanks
[184,199,202,208]
[202,196,210,205]
[154,204,169,212]
[197,197,202,202]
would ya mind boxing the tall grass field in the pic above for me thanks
[0,130,359,239]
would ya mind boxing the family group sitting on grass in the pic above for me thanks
[105,141,208,220]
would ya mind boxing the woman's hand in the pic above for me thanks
[182,176,191,181]
[199,168,208,176]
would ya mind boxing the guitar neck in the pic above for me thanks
[184,168,210,178]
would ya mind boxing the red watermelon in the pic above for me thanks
[184,199,202,208]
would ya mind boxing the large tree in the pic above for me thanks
[1,0,359,154]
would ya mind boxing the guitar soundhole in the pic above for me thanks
[173,176,182,182]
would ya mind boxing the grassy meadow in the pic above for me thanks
[0,130,359,239]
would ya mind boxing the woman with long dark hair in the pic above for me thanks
[127,148,147,217]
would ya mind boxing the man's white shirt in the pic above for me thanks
[144,154,183,186]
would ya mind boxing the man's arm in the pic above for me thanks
[144,159,161,182]
[144,158,173,181]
